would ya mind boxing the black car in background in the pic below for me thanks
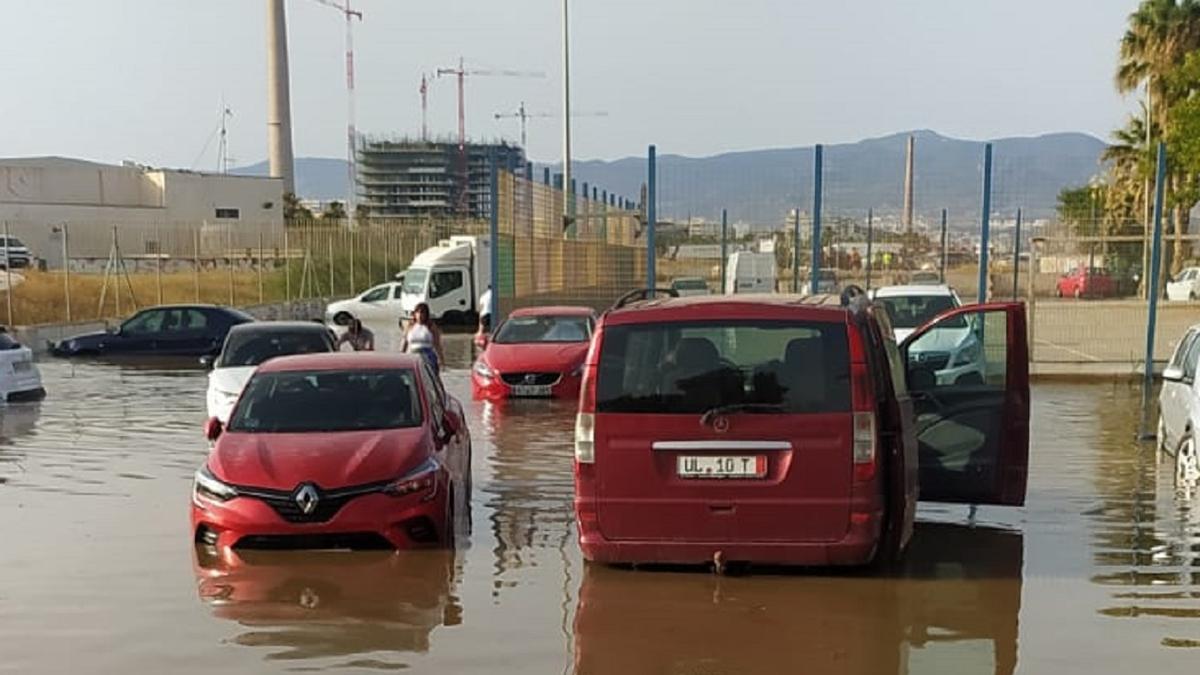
[50,305,255,358]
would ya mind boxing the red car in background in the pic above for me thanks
[472,306,597,400]
[1056,266,1118,298]
[191,353,471,552]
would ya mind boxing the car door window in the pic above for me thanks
[392,284,404,300]
[429,271,464,299]
[121,310,166,335]
[1169,331,1197,370]
[418,362,447,439]
[903,305,1028,506]
[361,285,389,303]
[1182,334,1200,382]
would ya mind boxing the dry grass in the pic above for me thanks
[5,270,288,326]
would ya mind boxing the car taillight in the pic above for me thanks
[853,411,877,481]
[575,412,595,463]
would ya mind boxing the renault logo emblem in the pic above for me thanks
[294,483,320,515]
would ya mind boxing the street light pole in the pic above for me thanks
[561,0,572,233]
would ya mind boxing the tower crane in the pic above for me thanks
[494,102,607,155]
[310,0,362,224]
[436,58,544,212]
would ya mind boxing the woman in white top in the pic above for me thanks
[401,303,444,374]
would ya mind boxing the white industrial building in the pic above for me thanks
[0,157,284,265]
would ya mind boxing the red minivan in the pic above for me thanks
[573,292,1029,567]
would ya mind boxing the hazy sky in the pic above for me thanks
[0,0,1142,168]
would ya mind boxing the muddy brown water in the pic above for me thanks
[0,336,1197,673]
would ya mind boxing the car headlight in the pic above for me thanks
[193,465,237,503]
[382,458,439,499]
[952,342,981,368]
[473,359,494,379]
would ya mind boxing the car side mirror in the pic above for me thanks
[199,354,215,369]
[204,417,224,441]
[1163,366,1187,383]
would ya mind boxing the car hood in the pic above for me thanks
[482,341,589,373]
[209,366,256,395]
[905,327,971,352]
[209,427,430,490]
[56,331,110,348]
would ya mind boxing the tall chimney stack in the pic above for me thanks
[267,0,296,195]
[902,134,915,232]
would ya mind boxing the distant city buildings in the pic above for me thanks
[356,138,524,219]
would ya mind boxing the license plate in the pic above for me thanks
[13,361,31,372]
[511,384,552,398]
[677,455,767,479]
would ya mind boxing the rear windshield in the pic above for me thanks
[877,295,959,329]
[228,369,423,433]
[495,315,591,343]
[218,330,334,367]
[596,320,850,414]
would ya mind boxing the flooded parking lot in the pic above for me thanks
[1,338,1197,674]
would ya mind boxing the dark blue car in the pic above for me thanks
[51,305,255,358]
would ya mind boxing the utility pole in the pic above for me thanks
[562,0,573,232]
[311,0,362,226]
[216,104,233,174]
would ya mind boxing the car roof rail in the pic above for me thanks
[611,287,679,310]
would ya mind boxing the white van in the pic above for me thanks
[398,235,492,324]
[724,251,776,294]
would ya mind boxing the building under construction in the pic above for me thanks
[357,138,525,219]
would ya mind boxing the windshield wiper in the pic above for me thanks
[699,403,787,427]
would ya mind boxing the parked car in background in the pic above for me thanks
[1055,266,1118,299]
[472,306,596,400]
[1156,325,1200,485]
[815,268,839,294]
[325,282,405,326]
[0,236,33,269]
[909,270,942,285]
[670,277,710,297]
[871,285,985,386]
[0,330,45,401]
[573,292,1029,567]
[204,322,337,423]
[725,252,776,294]
[1167,267,1200,302]
[193,353,471,552]
[50,305,254,358]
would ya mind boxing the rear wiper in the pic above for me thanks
[699,403,787,427]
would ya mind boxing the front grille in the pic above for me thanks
[233,532,394,551]
[237,482,384,524]
[500,372,561,386]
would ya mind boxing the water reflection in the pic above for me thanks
[194,548,462,666]
[573,522,1022,675]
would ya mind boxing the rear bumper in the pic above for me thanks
[575,500,883,567]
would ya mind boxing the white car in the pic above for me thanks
[325,282,406,325]
[1157,325,1200,484]
[872,285,985,386]
[203,322,336,423]
[1166,267,1200,302]
[0,331,45,401]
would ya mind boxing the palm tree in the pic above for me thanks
[1116,0,1200,272]
[1103,110,1154,225]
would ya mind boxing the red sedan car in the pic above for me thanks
[191,352,471,552]
[1055,266,1118,298]
[472,306,597,400]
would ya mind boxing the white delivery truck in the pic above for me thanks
[725,251,777,294]
[396,235,493,325]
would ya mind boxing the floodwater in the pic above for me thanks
[1,338,1198,674]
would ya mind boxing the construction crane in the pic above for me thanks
[310,0,363,224]
[494,101,607,154]
[436,58,544,212]
[419,74,430,142]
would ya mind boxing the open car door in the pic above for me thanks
[900,303,1029,506]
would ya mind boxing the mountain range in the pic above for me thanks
[236,130,1107,226]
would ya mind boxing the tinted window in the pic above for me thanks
[429,270,463,299]
[878,295,961,329]
[228,369,422,433]
[0,333,21,351]
[361,285,390,302]
[596,320,850,414]
[402,268,428,295]
[122,310,166,335]
[495,315,591,343]
[218,330,334,367]
[1183,335,1200,381]
[1170,331,1198,369]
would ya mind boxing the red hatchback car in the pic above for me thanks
[574,293,1029,567]
[1055,266,1118,298]
[191,353,470,552]
[472,306,597,400]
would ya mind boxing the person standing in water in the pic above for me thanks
[401,303,445,374]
